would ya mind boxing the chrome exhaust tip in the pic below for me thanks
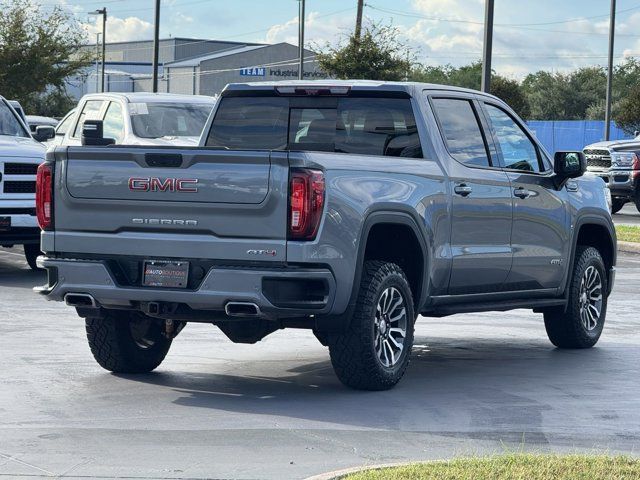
[225,301,261,317]
[64,293,97,308]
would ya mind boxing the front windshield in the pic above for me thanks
[130,102,212,139]
[0,100,29,137]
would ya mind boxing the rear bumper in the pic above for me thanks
[34,257,337,321]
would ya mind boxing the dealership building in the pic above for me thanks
[68,37,326,99]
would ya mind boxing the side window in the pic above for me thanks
[431,98,490,168]
[56,112,75,136]
[102,102,125,143]
[484,104,541,173]
[72,100,104,138]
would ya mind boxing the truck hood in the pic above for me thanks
[0,135,46,158]
[131,136,201,147]
[584,137,640,151]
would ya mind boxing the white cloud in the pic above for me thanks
[82,16,154,43]
[263,11,354,47]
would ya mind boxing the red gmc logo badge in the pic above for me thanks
[128,177,199,193]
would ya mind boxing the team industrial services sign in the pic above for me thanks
[240,67,266,77]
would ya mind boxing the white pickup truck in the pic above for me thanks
[0,95,48,268]
[56,93,216,147]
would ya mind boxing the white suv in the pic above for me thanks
[0,96,47,269]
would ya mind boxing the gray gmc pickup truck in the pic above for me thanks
[35,81,616,390]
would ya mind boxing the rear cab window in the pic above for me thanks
[206,94,423,158]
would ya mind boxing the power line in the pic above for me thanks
[365,2,640,27]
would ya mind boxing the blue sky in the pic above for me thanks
[45,0,640,78]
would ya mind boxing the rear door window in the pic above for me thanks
[432,98,491,168]
[207,95,423,158]
[72,100,105,138]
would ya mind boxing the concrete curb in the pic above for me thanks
[619,241,640,254]
[305,463,410,480]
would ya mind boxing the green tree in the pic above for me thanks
[411,62,529,118]
[316,22,413,81]
[491,76,530,119]
[613,84,640,135]
[0,0,90,116]
[410,61,482,89]
[522,71,573,120]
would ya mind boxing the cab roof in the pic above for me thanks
[222,80,499,100]
[80,92,216,104]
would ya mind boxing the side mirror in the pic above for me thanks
[33,125,55,142]
[635,130,639,138]
[81,120,115,146]
[554,151,586,185]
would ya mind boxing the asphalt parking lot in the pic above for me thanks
[1,246,639,480]
[617,204,640,226]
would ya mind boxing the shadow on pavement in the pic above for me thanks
[119,338,623,440]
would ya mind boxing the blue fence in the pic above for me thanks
[526,120,632,153]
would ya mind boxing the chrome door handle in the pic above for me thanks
[514,187,531,199]
[454,184,472,197]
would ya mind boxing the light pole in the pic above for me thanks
[298,0,305,80]
[481,0,494,93]
[605,0,616,141]
[89,8,107,93]
[95,33,100,93]
[152,0,161,93]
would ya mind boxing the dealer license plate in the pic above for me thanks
[142,260,189,288]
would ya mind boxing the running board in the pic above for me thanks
[422,298,566,318]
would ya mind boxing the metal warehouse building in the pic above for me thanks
[69,37,326,99]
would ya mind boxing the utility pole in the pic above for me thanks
[95,33,100,93]
[355,0,364,40]
[298,0,305,80]
[605,0,616,141]
[152,0,161,93]
[481,0,494,93]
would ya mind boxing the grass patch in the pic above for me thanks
[342,454,640,480]
[616,225,640,243]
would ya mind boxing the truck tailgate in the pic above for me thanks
[52,146,289,262]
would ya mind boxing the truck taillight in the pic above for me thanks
[36,163,53,230]
[288,169,325,240]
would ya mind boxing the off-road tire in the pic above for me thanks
[328,261,415,391]
[544,246,607,349]
[23,243,42,271]
[85,311,172,373]
[611,198,626,214]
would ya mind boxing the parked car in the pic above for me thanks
[26,115,59,134]
[57,93,216,147]
[35,81,616,390]
[0,95,50,269]
[583,133,640,213]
